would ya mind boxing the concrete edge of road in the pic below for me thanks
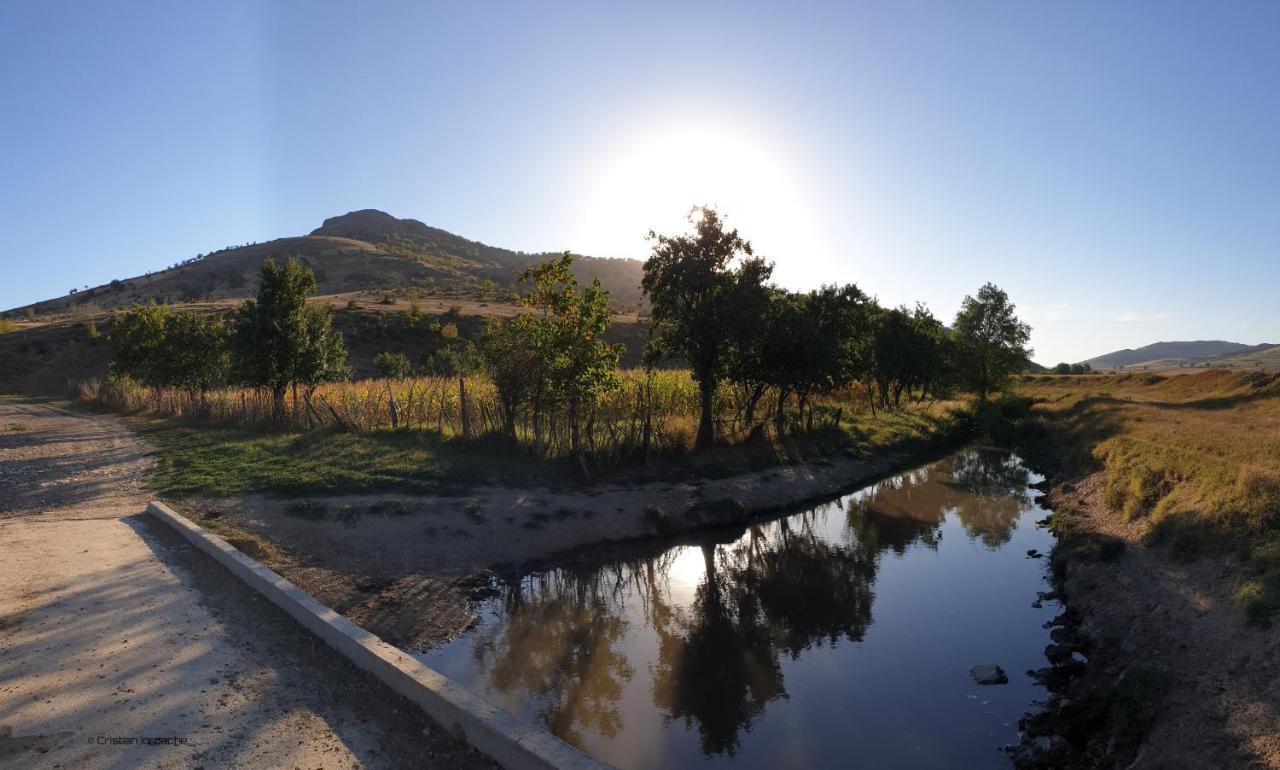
[146,500,612,770]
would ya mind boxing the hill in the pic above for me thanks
[3,210,645,319]
[1083,340,1276,371]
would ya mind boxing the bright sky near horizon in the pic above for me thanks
[2,1,1278,364]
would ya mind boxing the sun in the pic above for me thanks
[572,122,824,283]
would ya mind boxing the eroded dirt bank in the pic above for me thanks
[184,445,935,652]
[1014,451,1280,769]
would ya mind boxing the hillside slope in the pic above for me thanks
[1084,340,1275,370]
[4,210,645,318]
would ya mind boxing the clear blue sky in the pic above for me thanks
[2,1,1277,364]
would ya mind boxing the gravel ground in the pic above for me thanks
[0,396,492,769]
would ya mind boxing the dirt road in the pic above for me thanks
[0,396,490,769]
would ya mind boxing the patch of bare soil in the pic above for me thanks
[183,449,916,651]
[1023,471,1280,769]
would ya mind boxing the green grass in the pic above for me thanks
[136,397,970,499]
[140,422,559,497]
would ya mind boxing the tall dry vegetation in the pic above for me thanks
[1021,370,1280,622]
[85,208,1032,473]
[77,370,951,468]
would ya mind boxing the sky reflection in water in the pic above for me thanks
[420,448,1058,769]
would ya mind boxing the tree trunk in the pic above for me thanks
[696,377,716,449]
[641,377,652,463]
[272,384,286,430]
[774,388,789,437]
[458,377,471,438]
[744,383,765,428]
[569,392,589,478]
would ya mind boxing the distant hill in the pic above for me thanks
[1084,341,1278,371]
[3,209,645,317]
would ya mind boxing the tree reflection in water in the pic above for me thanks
[469,448,1033,756]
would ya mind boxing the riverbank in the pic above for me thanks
[176,436,959,652]
[1012,372,1280,769]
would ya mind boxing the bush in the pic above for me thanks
[373,350,412,379]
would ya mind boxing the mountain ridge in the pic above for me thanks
[3,210,646,316]
[1084,340,1278,370]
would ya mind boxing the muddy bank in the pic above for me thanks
[1011,442,1280,769]
[180,445,948,651]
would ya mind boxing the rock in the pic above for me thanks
[1045,643,1073,664]
[970,664,1009,685]
[1027,548,1043,558]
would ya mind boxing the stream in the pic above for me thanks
[420,447,1059,769]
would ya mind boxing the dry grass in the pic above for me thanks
[79,371,969,486]
[1020,370,1280,621]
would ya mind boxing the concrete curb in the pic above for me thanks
[146,501,612,770]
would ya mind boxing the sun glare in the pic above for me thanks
[574,123,825,284]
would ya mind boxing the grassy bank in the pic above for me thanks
[134,394,969,498]
[1019,370,1280,622]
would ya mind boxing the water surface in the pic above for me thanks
[420,448,1058,769]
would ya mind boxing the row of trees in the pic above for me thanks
[110,260,347,425]
[108,207,1034,454]
[641,208,1032,448]
[1052,361,1094,375]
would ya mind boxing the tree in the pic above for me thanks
[164,312,230,392]
[480,315,546,441]
[518,253,622,472]
[109,303,230,393]
[951,283,1032,403]
[643,208,773,448]
[108,301,171,387]
[373,350,412,379]
[232,258,348,426]
[748,284,874,434]
[479,253,623,469]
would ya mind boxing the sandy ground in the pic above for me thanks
[187,448,915,651]
[0,396,491,769]
[1047,472,1280,768]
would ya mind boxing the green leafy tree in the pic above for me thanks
[951,283,1032,403]
[480,315,546,441]
[517,253,623,472]
[232,258,348,426]
[108,301,171,387]
[164,312,231,392]
[109,303,230,392]
[757,284,874,432]
[869,303,949,409]
[373,350,412,379]
[643,208,773,448]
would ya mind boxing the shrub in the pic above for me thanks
[373,351,412,379]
